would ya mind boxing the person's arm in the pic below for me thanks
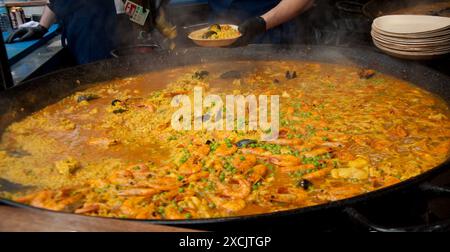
[39,5,57,29]
[261,0,314,30]
[235,0,314,46]
[6,5,56,43]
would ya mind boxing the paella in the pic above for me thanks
[0,61,449,220]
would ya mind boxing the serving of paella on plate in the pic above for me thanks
[188,24,242,47]
[0,60,449,220]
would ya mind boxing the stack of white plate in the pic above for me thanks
[371,15,450,60]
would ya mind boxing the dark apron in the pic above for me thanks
[49,0,118,64]
[208,0,297,44]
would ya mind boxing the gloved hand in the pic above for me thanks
[6,25,48,43]
[234,16,267,46]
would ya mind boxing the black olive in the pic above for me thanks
[111,99,122,106]
[235,139,257,148]
[205,140,213,145]
[220,70,241,79]
[285,71,290,79]
[77,94,99,103]
[202,30,217,39]
[193,70,209,80]
[297,179,313,190]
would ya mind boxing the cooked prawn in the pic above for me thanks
[117,188,160,197]
[267,155,301,167]
[215,144,238,156]
[216,176,251,199]
[232,154,257,172]
[248,164,268,184]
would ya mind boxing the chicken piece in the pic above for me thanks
[331,157,370,180]
[55,157,81,176]
[331,167,369,180]
[348,157,369,169]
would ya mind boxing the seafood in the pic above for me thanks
[0,61,448,220]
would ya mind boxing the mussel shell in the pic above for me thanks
[285,71,297,80]
[208,24,222,32]
[77,94,99,103]
[235,139,257,148]
[5,149,30,158]
[111,99,122,106]
[193,70,209,79]
[202,30,217,39]
[113,108,128,114]
[196,114,211,122]
[220,70,241,79]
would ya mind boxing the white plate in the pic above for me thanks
[371,30,450,44]
[373,40,450,55]
[375,49,447,60]
[371,31,450,46]
[373,43,450,60]
[188,24,242,48]
[372,37,450,52]
[373,15,450,34]
[372,24,450,38]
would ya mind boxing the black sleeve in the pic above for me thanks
[47,0,88,17]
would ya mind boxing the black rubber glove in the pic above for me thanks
[234,16,267,47]
[6,25,48,43]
